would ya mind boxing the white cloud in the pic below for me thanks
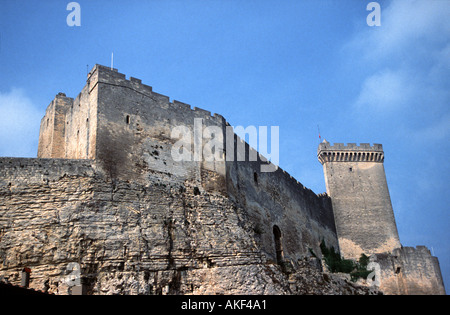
[349,0,450,141]
[0,89,42,157]
[350,0,450,61]
[355,68,414,112]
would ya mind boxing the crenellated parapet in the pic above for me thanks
[87,64,227,125]
[317,140,384,164]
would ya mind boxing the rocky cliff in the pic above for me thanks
[0,158,379,295]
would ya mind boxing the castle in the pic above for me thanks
[0,64,445,295]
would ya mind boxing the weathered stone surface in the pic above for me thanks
[0,157,377,295]
[0,65,445,295]
[318,141,401,259]
[371,247,446,295]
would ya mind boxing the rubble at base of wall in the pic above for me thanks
[287,259,382,295]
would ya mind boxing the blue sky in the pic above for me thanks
[0,0,449,292]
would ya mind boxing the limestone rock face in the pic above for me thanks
[0,158,378,295]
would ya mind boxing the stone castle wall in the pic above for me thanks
[0,65,343,294]
[1,65,444,295]
[92,65,227,188]
[37,78,98,160]
[226,140,337,266]
[372,246,446,295]
[37,94,74,159]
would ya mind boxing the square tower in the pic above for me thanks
[318,140,401,259]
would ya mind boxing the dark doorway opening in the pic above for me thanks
[273,225,284,265]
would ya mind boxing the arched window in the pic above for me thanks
[273,225,284,265]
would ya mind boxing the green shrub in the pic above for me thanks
[320,240,355,273]
[350,269,372,282]
[320,241,371,282]
[358,254,369,268]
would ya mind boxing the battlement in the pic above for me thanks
[318,140,384,164]
[318,140,383,152]
[87,64,226,124]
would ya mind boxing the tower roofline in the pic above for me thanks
[318,142,384,165]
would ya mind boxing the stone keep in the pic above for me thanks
[317,140,401,259]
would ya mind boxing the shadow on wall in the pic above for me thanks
[96,128,134,181]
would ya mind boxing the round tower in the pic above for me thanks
[318,140,401,259]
